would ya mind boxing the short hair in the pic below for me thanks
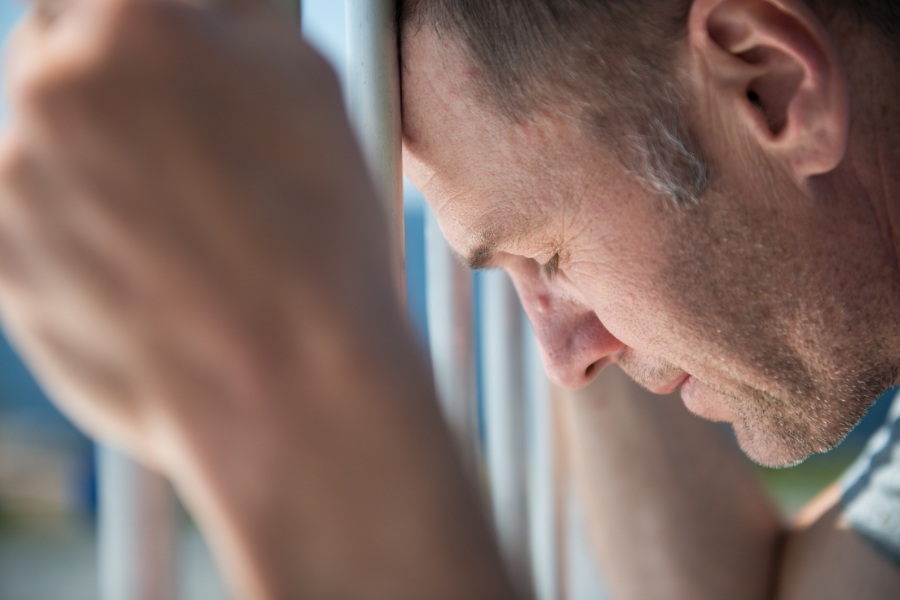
[398,0,899,205]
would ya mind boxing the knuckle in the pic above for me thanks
[11,0,194,115]
[12,64,80,117]
[9,42,105,118]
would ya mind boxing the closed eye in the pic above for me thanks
[543,253,560,278]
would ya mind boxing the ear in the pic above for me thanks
[688,0,850,180]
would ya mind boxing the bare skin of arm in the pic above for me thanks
[564,365,900,600]
[0,0,515,598]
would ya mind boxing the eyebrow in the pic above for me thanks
[466,241,499,270]
[461,217,545,270]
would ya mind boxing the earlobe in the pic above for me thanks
[689,0,849,180]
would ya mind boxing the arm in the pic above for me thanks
[777,477,900,598]
[563,365,900,600]
[0,1,516,598]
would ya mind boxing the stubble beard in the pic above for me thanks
[713,363,896,467]
[651,182,900,467]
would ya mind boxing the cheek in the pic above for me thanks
[566,215,676,343]
[567,262,675,354]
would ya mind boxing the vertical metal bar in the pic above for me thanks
[425,204,480,476]
[552,390,571,600]
[525,318,557,600]
[481,270,532,593]
[98,447,177,600]
[345,0,404,298]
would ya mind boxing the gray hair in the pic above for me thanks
[399,0,898,205]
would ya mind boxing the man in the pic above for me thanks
[400,1,900,596]
[0,0,899,597]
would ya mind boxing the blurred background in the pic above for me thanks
[0,0,893,598]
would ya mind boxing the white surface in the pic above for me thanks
[480,269,532,590]
[98,447,177,600]
[525,320,558,600]
[425,203,480,475]
[344,0,404,294]
[567,484,612,600]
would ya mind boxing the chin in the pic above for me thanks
[731,410,856,469]
[733,426,817,468]
[710,367,891,468]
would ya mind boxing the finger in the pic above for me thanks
[0,131,142,323]
[0,135,59,292]
[0,310,153,461]
[4,0,130,115]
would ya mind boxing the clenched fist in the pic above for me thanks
[0,0,403,462]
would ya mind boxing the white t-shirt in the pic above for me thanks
[841,391,900,566]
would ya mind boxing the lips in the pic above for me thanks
[649,372,690,395]
[679,376,734,423]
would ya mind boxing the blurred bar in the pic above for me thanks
[97,447,177,600]
[345,0,404,298]
[481,270,532,593]
[525,318,558,600]
[425,205,481,476]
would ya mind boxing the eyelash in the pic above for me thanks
[543,253,560,278]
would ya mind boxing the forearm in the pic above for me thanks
[157,322,517,600]
[562,365,783,600]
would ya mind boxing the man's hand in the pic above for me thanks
[0,0,398,461]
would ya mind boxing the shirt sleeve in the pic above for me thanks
[841,390,900,567]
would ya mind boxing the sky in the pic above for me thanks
[0,0,25,123]
[302,0,347,83]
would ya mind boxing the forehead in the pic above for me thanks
[400,25,604,258]
[400,27,514,233]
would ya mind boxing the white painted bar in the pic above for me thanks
[345,0,404,297]
[425,204,480,476]
[98,446,177,600]
[525,318,558,600]
[481,269,532,592]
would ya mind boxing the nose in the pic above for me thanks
[505,257,624,390]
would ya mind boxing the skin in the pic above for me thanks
[0,0,899,598]
[401,0,900,468]
[561,366,781,600]
[403,0,900,596]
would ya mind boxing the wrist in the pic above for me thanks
[154,317,513,600]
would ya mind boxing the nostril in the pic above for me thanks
[584,361,600,379]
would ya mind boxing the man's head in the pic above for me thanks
[399,0,900,466]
